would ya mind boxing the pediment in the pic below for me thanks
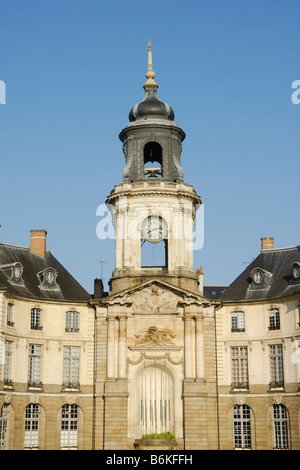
[101,279,208,312]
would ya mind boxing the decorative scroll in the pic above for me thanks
[128,352,183,366]
[135,326,175,346]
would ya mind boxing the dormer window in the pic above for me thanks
[0,262,24,285]
[252,269,263,284]
[249,268,272,289]
[12,263,23,281]
[37,268,60,291]
[291,262,300,280]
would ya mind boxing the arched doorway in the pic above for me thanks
[137,365,174,437]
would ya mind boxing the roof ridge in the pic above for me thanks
[261,245,300,253]
[0,242,29,249]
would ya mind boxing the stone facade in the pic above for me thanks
[1,45,299,450]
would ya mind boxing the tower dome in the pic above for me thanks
[129,42,175,122]
[119,43,185,183]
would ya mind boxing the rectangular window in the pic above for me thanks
[7,303,14,327]
[65,311,79,332]
[63,346,80,390]
[231,346,249,390]
[4,341,13,386]
[269,344,284,389]
[231,311,245,332]
[31,308,42,330]
[28,344,43,388]
[269,308,280,330]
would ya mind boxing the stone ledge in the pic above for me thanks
[134,439,178,450]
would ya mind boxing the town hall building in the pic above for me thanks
[0,45,299,450]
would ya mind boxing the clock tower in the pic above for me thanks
[95,44,218,451]
[107,42,201,293]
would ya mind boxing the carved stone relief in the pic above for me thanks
[135,326,175,346]
[131,285,179,313]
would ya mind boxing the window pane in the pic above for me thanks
[273,405,288,448]
[60,405,78,449]
[269,344,284,387]
[24,404,40,449]
[233,405,251,448]
[63,347,80,387]
[28,345,42,386]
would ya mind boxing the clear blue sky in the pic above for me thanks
[0,0,299,293]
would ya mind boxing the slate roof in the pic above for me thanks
[220,246,300,302]
[203,285,227,300]
[0,242,90,302]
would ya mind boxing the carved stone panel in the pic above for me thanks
[131,285,180,313]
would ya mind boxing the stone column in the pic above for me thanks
[118,316,127,379]
[115,209,124,269]
[107,317,115,379]
[195,316,204,380]
[184,316,194,379]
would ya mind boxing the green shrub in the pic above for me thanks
[141,432,176,440]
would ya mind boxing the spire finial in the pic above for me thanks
[144,42,158,89]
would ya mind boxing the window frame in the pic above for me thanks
[24,403,40,450]
[273,404,289,449]
[4,341,13,387]
[28,344,43,389]
[60,404,79,449]
[65,311,80,332]
[231,311,245,332]
[269,344,284,389]
[30,308,43,331]
[233,404,252,449]
[0,404,9,450]
[7,302,14,327]
[231,346,249,390]
[269,308,280,331]
[62,346,80,390]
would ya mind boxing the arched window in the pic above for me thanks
[138,366,174,437]
[0,404,9,450]
[60,404,78,450]
[24,403,40,450]
[144,142,163,178]
[273,404,289,449]
[233,404,252,449]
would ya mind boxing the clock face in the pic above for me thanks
[142,216,168,243]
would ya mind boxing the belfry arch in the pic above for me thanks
[144,141,163,178]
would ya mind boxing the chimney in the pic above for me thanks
[261,237,274,251]
[94,278,104,299]
[197,266,204,295]
[30,230,47,257]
